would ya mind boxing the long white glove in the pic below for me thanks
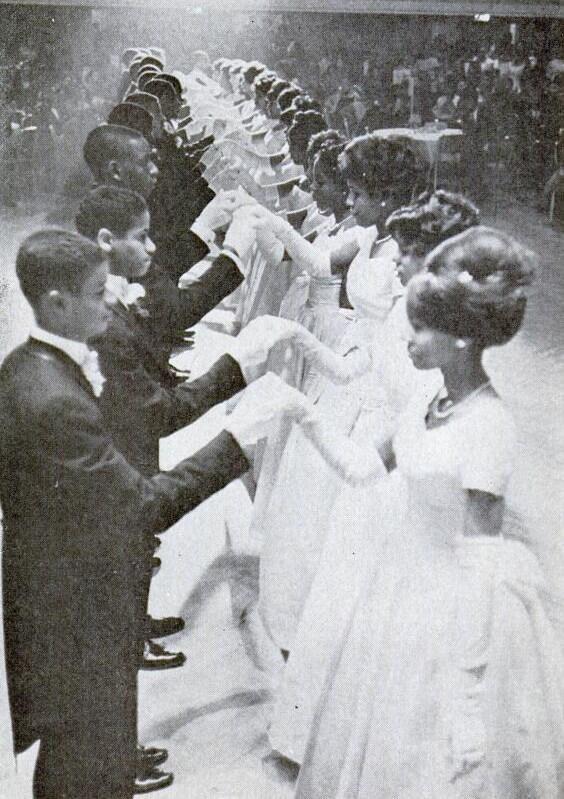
[243,205,331,277]
[299,412,387,487]
[255,226,286,267]
[294,329,372,384]
[192,189,257,245]
[225,373,314,450]
[221,206,259,270]
[228,315,305,383]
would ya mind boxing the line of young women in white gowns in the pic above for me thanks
[182,62,564,797]
[289,229,564,799]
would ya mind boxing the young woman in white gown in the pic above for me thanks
[276,135,356,391]
[293,226,564,799]
[246,136,417,662]
[267,191,481,768]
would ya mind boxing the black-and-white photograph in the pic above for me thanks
[0,0,562,796]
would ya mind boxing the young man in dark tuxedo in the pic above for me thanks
[76,185,257,671]
[0,229,303,798]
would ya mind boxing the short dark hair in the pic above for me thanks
[75,185,147,241]
[83,124,147,179]
[156,73,182,97]
[137,68,160,90]
[243,63,266,85]
[16,229,105,305]
[292,95,322,114]
[314,140,348,190]
[408,226,536,347]
[107,103,153,139]
[144,78,178,117]
[280,107,298,128]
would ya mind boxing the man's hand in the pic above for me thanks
[193,189,258,238]
[228,315,306,383]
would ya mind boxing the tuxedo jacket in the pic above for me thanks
[149,143,215,283]
[139,253,243,363]
[0,338,248,750]
[91,300,246,475]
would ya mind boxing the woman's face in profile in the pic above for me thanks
[394,234,427,286]
[311,158,343,215]
[346,179,387,229]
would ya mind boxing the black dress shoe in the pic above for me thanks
[137,744,168,770]
[134,767,173,794]
[140,639,186,670]
[147,615,185,639]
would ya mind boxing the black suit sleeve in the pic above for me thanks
[140,254,244,347]
[97,321,246,445]
[41,390,248,542]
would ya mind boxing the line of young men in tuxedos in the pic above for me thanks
[0,48,306,798]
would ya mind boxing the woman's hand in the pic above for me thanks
[239,204,292,238]
[225,373,314,451]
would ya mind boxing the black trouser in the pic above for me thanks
[32,670,137,799]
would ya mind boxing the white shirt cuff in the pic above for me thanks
[218,247,245,278]
[190,219,216,247]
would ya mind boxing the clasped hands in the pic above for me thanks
[225,371,315,451]
[195,188,256,232]
[228,314,306,383]
[195,188,305,269]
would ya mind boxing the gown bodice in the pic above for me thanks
[392,382,517,552]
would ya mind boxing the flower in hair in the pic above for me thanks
[457,270,473,285]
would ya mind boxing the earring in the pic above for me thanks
[455,339,467,349]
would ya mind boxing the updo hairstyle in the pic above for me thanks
[339,133,417,204]
[287,110,327,150]
[407,226,535,347]
[243,62,266,86]
[386,190,479,255]
[254,73,277,98]
[313,140,348,192]
[266,79,291,105]
[278,86,302,112]
[292,95,323,114]
[305,129,345,174]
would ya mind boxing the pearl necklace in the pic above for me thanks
[430,380,492,420]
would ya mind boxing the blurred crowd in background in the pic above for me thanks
[0,7,562,211]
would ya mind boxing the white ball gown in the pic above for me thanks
[295,384,564,799]
[267,295,438,764]
[254,229,399,652]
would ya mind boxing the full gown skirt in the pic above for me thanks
[267,297,438,763]
[295,387,564,799]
